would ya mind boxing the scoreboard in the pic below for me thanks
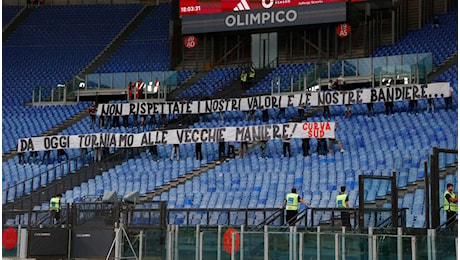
[180,0,354,34]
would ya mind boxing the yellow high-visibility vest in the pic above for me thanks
[336,194,347,208]
[286,193,299,211]
[50,197,60,212]
[444,191,457,212]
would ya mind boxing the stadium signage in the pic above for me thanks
[184,36,197,48]
[17,122,336,152]
[97,82,451,116]
[224,9,298,28]
[181,2,346,33]
[336,23,350,38]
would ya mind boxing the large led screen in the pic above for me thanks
[180,0,359,16]
[181,1,347,34]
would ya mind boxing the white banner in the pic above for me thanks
[17,122,336,152]
[96,82,451,116]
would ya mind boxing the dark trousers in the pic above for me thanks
[286,210,298,226]
[445,97,453,111]
[52,210,61,223]
[323,106,330,119]
[228,145,235,157]
[219,144,226,159]
[341,211,351,227]
[302,140,310,156]
[283,143,291,157]
[317,139,328,155]
[408,100,418,114]
[42,151,51,164]
[446,210,457,229]
[385,102,394,115]
[298,108,304,121]
[195,148,203,160]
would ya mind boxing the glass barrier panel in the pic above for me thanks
[375,234,415,260]
[113,73,126,89]
[100,73,112,89]
[201,229,219,259]
[176,226,198,258]
[142,230,168,259]
[417,52,432,62]
[240,231,265,259]
[358,57,372,76]
[342,233,370,259]
[402,54,417,66]
[125,72,138,85]
[268,231,292,259]
[418,64,427,84]
[435,235,457,259]
[318,232,336,259]
[344,59,358,76]
[373,57,387,72]
[139,72,151,83]
[329,60,343,78]
[421,57,433,75]
[302,232,319,259]
[87,74,99,89]
[396,64,412,76]
[387,55,402,67]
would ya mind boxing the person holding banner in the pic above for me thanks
[219,141,226,160]
[384,81,394,116]
[42,149,51,165]
[444,86,453,111]
[408,98,418,115]
[329,122,345,154]
[239,141,248,159]
[427,97,435,114]
[228,141,235,158]
[171,144,180,161]
[298,103,306,122]
[17,151,26,165]
[317,138,328,156]
[366,103,374,117]
[28,150,40,165]
[283,138,291,158]
[322,105,331,120]
[344,104,352,118]
[260,139,267,158]
[302,138,310,157]
[195,142,203,161]
[408,80,418,115]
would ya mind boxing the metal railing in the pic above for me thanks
[3,146,146,210]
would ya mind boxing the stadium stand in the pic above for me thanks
[2,6,23,27]
[372,6,458,67]
[178,67,240,99]
[2,2,458,234]
[95,3,171,73]
[2,4,144,153]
